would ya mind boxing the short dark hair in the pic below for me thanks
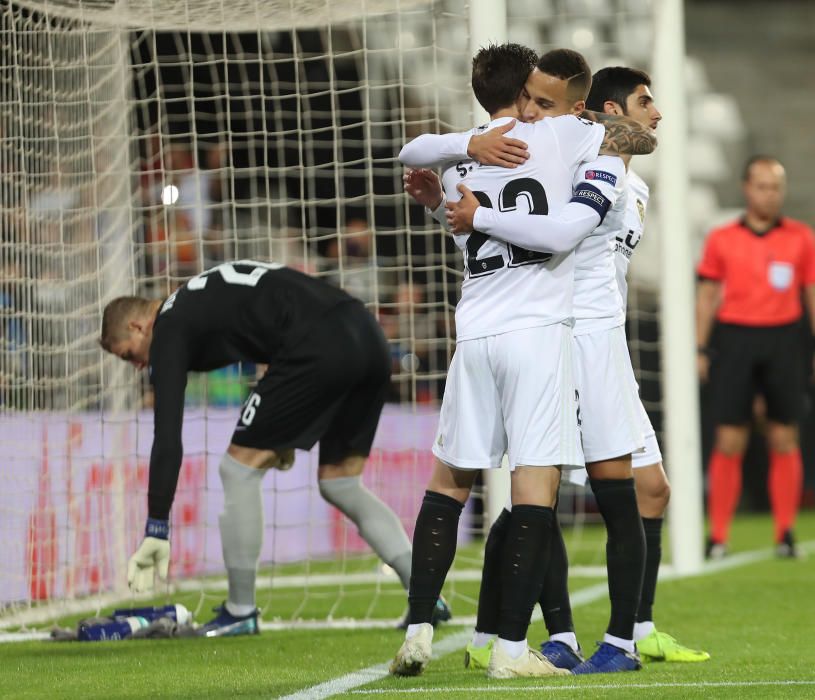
[471,43,538,115]
[742,155,782,182]
[586,66,652,113]
[536,49,592,101]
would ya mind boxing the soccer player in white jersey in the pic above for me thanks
[390,44,656,680]
[558,66,709,664]
[442,51,653,675]
[454,65,709,670]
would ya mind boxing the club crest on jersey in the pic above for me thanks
[585,169,617,186]
[636,198,646,223]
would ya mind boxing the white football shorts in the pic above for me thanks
[573,324,644,463]
[632,397,662,469]
[433,323,584,471]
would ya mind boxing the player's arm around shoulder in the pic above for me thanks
[586,112,657,156]
[572,153,628,216]
[399,122,529,169]
[399,128,478,168]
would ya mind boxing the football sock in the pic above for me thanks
[474,508,511,635]
[406,623,433,640]
[768,449,803,542]
[633,621,655,641]
[407,491,464,625]
[540,514,575,636]
[590,478,645,642]
[218,453,266,611]
[603,632,636,654]
[496,637,528,660]
[498,504,554,643]
[319,475,412,589]
[471,631,496,648]
[637,517,663,623]
[707,450,742,544]
[550,632,580,652]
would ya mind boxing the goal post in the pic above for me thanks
[653,0,704,574]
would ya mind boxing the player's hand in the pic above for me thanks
[127,519,170,592]
[467,121,528,168]
[404,168,443,210]
[445,185,480,234]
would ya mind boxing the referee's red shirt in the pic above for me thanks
[697,217,815,327]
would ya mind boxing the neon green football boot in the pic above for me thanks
[464,638,494,670]
[637,628,710,662]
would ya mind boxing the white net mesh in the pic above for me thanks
[0,0,685,631]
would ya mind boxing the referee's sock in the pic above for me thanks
[708,450,743,544]
[590,478,645,643]
[540,513,576,639]
[473,507,511,636]
[406,491,463,625]
[769,449,803,542]
[497,504,554,642]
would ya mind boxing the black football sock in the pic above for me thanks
[474,508,511,635]
[637,517,663,623]
[540,513,575,636]
[407,490,464,625]
[590,478,646,641]
[497,504,554,642]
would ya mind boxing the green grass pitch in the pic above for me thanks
[2,512,814,699]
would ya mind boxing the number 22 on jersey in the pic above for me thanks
[465,177,552,278]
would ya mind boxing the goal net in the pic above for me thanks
[0,0,693,633]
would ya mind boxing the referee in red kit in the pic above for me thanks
[696,155,815,559]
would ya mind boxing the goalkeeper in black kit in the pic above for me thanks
[100,260,438,635]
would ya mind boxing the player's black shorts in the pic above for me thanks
[230,300,391,464]
[711,321,805,425]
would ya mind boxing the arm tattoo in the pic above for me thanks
[591,112,657,156]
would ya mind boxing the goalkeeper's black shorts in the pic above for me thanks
[229,299,391,464]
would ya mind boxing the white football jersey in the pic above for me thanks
[440,115,604,341]
[572,157,628,335]
[614,169,650,312]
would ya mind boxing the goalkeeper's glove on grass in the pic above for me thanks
[127,518,170,592]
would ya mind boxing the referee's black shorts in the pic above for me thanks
[230,300,391,464]
[711,321,805,425]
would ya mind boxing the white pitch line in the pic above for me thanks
[348,680,815,694]
[280,539,815,700]
[278,629,472,700]
[278,577,619,700]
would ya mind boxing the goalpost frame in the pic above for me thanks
[653,0,705,574]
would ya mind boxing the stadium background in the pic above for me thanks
[0,0,813,632]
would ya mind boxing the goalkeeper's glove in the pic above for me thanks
[127,518,170,592]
